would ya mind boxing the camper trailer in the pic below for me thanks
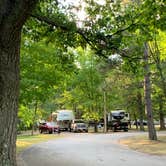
[107,110,129,132]
[56,110,75,131]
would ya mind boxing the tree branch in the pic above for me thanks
[30,12,108,58]
[30,12,75,31]
[30,12,141,60]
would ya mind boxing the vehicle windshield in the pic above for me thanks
[74,120,84,123]
[47,122,57,127]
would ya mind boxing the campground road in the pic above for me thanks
[19,132,166,166]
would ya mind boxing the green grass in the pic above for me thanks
[17,134,63,153]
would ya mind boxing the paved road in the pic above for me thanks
[19,132,166,166]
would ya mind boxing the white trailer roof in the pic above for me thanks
[57,110,74,121]
[111,110,126,117]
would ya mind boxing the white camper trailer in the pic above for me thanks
[57,110,75,131]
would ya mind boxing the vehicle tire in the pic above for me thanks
[39,129,43,134]
[49,130,52,134]
[74,129,77,133]
[57,129,61,134]
[113,127,116,132]
[123,129,128,132]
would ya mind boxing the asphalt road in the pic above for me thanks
[19,132,166,166]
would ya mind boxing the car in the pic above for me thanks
[132,120,147,126]
[39,122,60,134]
[71,119,88,132]
[97,123,104,129]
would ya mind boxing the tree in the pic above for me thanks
[0,1,38,165]
[20,37,78,134]
[138,0,165,140]
[70,48,104,123]
[0,1,79,164]
[0,0,165,164]
[150,31,166,130]
[144,43,157,140]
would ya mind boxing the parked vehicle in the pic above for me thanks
[71,119,88,132]
[57,110,75,131]
[97,123,104,129]
[39,122,60,134]
[132,120,147,126]
[107,110,129,132]
[97,123,104,132]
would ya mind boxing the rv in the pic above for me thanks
[56,110,74,131]
[107,110,130,132]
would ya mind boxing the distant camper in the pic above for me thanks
[108,110,130,122]
[107,110,130,132]
[56,110,75,131]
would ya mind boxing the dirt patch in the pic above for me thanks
[119,135,166,155]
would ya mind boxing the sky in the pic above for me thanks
[60,0,106,20]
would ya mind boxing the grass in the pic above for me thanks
[17,134,63,153]
[119,135,166,155]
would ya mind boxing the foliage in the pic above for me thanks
[19,0,166,130]
[18,105,33,130]
[19,37,77,125]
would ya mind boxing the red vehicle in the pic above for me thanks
[39,122,60,134]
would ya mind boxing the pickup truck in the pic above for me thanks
[70,119,88,132]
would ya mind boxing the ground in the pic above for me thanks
[18,131,166,166]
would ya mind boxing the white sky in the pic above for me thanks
[60,0,106,19]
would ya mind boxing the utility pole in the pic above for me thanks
[104,91,107,133]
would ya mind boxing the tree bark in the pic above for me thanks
[0,1,37,165]
[103,91,107,133]
[133,113,138,130]
[137,92,145,131]
[158,96,166,130]
[159,111,165,130]
[31,101,38,136]
[0,32,20,166]
[144,43,157,140]
[155,62,166,98]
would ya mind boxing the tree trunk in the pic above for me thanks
[0,29,21,166]
[133,113,138,130]
[94,121,98,133]
[144,43,157,140]
[159,111,165,130]
[156,63,166,97]
[158,96,166,130]
[137,92,145,131]
[31,101,38,136]
[103,91,107,133]
[0,1,37,165]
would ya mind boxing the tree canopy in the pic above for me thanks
[0,0,166,165]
